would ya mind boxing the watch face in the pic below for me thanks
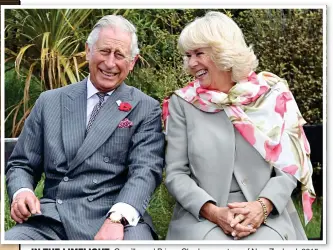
[110,212,122,221]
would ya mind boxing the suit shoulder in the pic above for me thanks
[38,80,86,99]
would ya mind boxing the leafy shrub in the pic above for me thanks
[5,9,323,137]
[236,9,323,124]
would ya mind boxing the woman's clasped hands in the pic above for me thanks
[214,206,256,238]
[200,202,253,239]
[228,198,273,240]
[200,198,272,240]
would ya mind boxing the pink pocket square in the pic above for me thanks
[118,118,133,128]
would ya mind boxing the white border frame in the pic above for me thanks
[1,4,327,246]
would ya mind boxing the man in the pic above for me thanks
[5,15,164,240]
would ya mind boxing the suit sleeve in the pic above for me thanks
[165,95,216,221]
[114,99,165,217]
[5,93,45,202]
[258,167,297,215]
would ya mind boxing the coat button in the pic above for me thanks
[87,197,93,202]
[93,179,98,184]
[103,157,110,163]
[63,176,69,182]
[241,178,247,186]
[284,234,288,240]
[57,199,63,204]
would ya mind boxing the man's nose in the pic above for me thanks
[105,53,116,67]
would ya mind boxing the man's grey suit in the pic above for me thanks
[6,79,165,240]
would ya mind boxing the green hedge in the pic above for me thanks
[236,9,323,124]
[5,9,323,137]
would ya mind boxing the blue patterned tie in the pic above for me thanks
[86,92,106,134]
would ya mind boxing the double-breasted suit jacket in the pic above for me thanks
[165,95,307,240]
[6,78,165,239]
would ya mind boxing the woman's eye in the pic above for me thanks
[196,52,204,56]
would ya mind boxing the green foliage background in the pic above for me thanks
[5,9,323,137]
[4,8,323,240]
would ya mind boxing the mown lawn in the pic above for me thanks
[4,175,322,240]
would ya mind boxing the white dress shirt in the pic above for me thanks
[13,76,140,226]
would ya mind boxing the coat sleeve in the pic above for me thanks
[165,95,216,221]
[114,99,165,217]
[5,93,45,202]
[258,167,297,215]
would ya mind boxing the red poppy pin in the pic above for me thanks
[119,102,132,112]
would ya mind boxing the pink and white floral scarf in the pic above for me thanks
[163,71,316,224]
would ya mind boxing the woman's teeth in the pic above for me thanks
[196,70,207,78]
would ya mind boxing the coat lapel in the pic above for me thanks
[61,80,87,164]
[67,83,138,172]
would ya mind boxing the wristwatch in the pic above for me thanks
[109,212,128,226]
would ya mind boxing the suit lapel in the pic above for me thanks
[67,83,138,172]
[61,80,87,164]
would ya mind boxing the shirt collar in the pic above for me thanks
[87,75,114,99]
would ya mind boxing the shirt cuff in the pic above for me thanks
[13,188,34,199]
[109,202,140,226]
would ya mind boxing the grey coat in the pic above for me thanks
[165,94,307,240]
[6,79,165,240]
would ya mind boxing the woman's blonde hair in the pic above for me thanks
[178,11,258,82]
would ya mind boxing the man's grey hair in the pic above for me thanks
[86,15,140,59]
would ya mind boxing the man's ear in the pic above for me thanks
[129,54,139,71]
[85,43,91,61]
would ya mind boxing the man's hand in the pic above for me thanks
[94,219,124,240]
[11,191,41,223]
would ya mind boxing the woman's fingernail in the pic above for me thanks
[232,232,236,237]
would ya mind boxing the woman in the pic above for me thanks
[163,11,315,240]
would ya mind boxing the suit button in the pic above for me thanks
[63,177,69,182]
[93,179,98,184]
[87,197,93,202]
[57,199,63,204]
[103,157,110,163]
[241,178,247,186]
[284,234,288,240]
